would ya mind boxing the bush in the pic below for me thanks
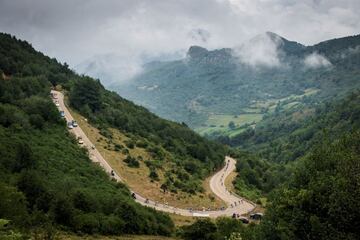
[114,143,123,151]
[125,140,135,149]
[149,170,159,181]
[73,213,100,234]
[121,148,129,155]
[181,219,218,240]
[123,156,139,168]
[136,140,148,148]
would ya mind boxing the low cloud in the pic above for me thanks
[188,28,211,44]
[341,45,360,58]
[1,0,359,83]
[233,32,283,68]
[75,53,143,86]
[304,52,332,68]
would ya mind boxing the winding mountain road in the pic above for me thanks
[51,90,255,218]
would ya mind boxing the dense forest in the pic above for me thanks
[181,130,360,240]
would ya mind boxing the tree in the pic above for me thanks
[0,219,24,240]
[13,142,35,172]
[228,121,236,130]
[69,77,103,113]
[0,184,28,227]
[182,219,218,240]
[216,217,243,239]
[149,170,159,181]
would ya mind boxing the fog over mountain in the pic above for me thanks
[1,0,360,85]
[112,33,360,135]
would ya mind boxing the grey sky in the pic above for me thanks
[0,0,359,69]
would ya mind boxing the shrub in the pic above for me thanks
[125,140,135,149]
[149,170,159,181]
[123,156,139,168]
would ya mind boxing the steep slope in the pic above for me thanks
[0,35,174,236]
[220,91,360,163]
[113,33,360,137]
[0,31,235,213]
[182,129,360,240]
[252,130,360,240]
[214,90,358,204]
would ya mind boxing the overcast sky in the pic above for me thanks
[0,0,359,69]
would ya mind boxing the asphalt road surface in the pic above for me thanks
[51,90,255,218]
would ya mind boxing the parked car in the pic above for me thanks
[67,122,73,129]
[72,120,78,127]
[55,101,60,107]
[77,137,84,144]
[250,212,263,220]
[60,111,65,118]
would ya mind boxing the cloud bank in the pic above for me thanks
[234,32,283,68]
[0,0,359,82]
[304,52,332,68]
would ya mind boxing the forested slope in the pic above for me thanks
[0,33,238,236]
[214,90,360,206]
[181,130,360,240]
[0,56,173,237]
[251,130,360,240]
[0,32,226,197]
[220,91,360,163]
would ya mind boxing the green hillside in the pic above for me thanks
[176,90,360,239]
[217,90,357,204]
[182,129,360,240]
[0,32,227,197]
[219,91,360,163]
[0,32,228,237]
[0,35,174,237]
[114,33,360,138]
[250,130,360,239]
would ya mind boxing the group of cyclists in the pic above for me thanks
[230,199,244,208]
[128,158,245,213]
[220,159,231,186]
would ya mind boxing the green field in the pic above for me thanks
[195,88,319,137]
[251,88,319,109]
[196,113,263,136]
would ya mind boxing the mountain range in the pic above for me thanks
[111,32,360,137]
